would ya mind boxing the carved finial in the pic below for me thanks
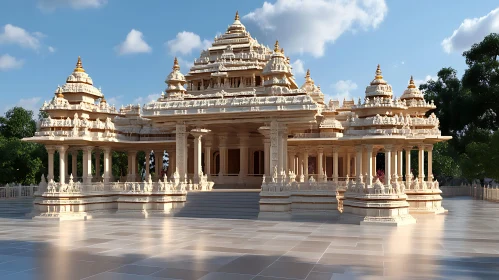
[375,64,382,80]
[74,56,85,72]
[173,57,180,71]
[408,75,416,89]
[55,86,64,98]
[101,95,107,103]
[235,11,240,21]
[274,40,280,53]
[280,48,284,54]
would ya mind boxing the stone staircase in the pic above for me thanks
[174,190,261,219]
[0,198,34,218]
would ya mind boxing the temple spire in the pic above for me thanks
[375,64,382,80]
[408,75,416,89]
[173,57,180,71]
[235,11,240,21]
[305,69,311,79]
[74,56,85,73]
[274,40,280,53]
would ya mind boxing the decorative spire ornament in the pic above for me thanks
[408,75,416,89]
[74,56,85,72]
[274,40,280,53]
[235,11,240,21]
[173,57,180,71]
[375,64,383,80]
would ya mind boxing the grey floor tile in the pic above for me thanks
[110,264,164,276]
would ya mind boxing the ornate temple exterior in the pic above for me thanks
[24,12,450,225]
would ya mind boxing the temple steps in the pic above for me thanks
[174,190,260,219]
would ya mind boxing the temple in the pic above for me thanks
[24,12,450,225]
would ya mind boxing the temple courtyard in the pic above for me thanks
[0,198,496,280]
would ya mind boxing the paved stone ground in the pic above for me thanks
[0,197,498,279]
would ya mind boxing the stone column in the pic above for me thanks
[397,149,403,182]
[385,145,392,186]
[372,151,377,177]
[94,148,101,180]
[127,150,137,181]
[303,148,309,180]
[393,147,398,184]
[204,141,212,177]
[238,133,249,179]
[366,145,373,185]
[71,150,78,178]
[418,145,425,182]
[46,146,55,181]
[333,146,339,183]
[154,150,163,180]
[103,147,111,183]
[426,145,433,182]
[346,152,351,177]
[145,151,150,180]
[168,150,176,177]
[175,123,188,181]
[280,128,288,172]
[218,134,228,176]
[317,147,324,181]
[56,145,68,184]
[363,147,368,179]
[270,120,280,172]
[405,146,412,183]
[193,135,202,183]
[288,149,295,174]
[355,146,363,181]
[83,146,93,184]
[263,139,270,177]
[297,151,304,181]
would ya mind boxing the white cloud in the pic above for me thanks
[331,80,358,100]
[37,0,107,11]
[2,97,42,116]
[167,31,212,55]
[291,59,305,75]
[48,46,56,53]
[0,24,41,50]
[176,57,194,71]
[106,95,123,105]
[116,29,152,55]
[243,0,387,57]
[413,75,438,87]
[133,94,161,105]
[0,54,24,71]
[442,7,499,53]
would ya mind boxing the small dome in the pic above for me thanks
[165,57,186,83]
[61,57,102,98]
[262,41,290,75]
[364,64,393,98]
[400,76,424,100]
[227,11,246,33]
[319,116,343,130]
[301,69,320,92]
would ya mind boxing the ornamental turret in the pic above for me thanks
[401,76,436,117]
[165,57,186,99]
[300,69,325,104]
[262,40,297,94]
[364,64,393,100]
[58,56,103,104]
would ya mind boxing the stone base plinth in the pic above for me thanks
[342,192,416,226]
[259,191,338,214]
[259,193,291,213]
[116,193,186,217]
[405,189,447,214]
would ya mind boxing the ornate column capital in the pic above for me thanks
[46,145,56,154]
[83,146,94,153]
[425,144,434,151]
[218,133,229,146]
[384,144,393,152]
[404,145,413,152]
[363,144,373,151]
[317,146,324,153]
[101,146,112,153]
[332,146,340,153]
[355,145,363,153]
[55,145,69,153]
[191,128,211,138]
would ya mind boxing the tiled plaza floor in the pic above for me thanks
[0,197,498,279]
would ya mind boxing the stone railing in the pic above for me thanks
[0,185,38,199]
[440,185,471,197]
[261,171,339,193]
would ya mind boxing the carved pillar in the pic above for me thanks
[46,146,55,181]
[175,124,187,181]
[333,146,339,183]
[71,150,78,178]
[127,150,137,182]
[385,145,392,186]
[287,148,295,174]
[346,152,351,177]
[355,146,363,181]
[303,148,309,180]
[426,145,433,182]
[238,133,249,178]
[94,148,101,180]
[154,150,163,180]
[103,147,111,183]
[393,147,398,183]
[204,139,212,176]
[193,134,202,183]
[418,145,425,182]
[281,127,288,172]
[270,120,280,172]
[145,151,150,180]
[297,151,304,181]
[218,134,228,176]
[83,146,93,184]
[263,139,270,177]
[318,147,324,181]
[405,146,412,183]
[372,151,377,177]
[398,149,403,182]
[168,150,176,177]
[365,145,373,185]
[56,145,68,184]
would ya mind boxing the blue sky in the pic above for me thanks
[1,0,499,115]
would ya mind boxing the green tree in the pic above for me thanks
[0,107,37,139]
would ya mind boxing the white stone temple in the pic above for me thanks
[24,12,450,225]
